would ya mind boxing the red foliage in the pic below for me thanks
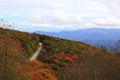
[28,35,32,39]
[37,74,47,80]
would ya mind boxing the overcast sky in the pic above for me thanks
[0,0,120,32]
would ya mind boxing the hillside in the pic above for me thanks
[0,28,120,80]
[36,34,120,80]
[0,28,57,80]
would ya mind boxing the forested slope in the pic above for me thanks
[37,34,120,80]
[0,28,57,80]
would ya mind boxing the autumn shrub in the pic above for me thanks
[22,60,57,80]
[57,53,120,80]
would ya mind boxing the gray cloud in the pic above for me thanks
[97,0,120,17]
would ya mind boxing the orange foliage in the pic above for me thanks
[23,60,57,80]
[13,62,22,72]
[51,52,78,63]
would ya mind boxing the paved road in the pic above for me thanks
[30,43,42,61]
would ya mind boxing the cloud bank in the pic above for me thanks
[0,0,120,32]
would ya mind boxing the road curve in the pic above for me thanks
[30,43,42,61]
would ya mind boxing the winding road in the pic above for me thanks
[30,43,42,61]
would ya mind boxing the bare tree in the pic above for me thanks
[0,19,15,29]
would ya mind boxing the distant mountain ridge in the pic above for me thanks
[36,28,120,49]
